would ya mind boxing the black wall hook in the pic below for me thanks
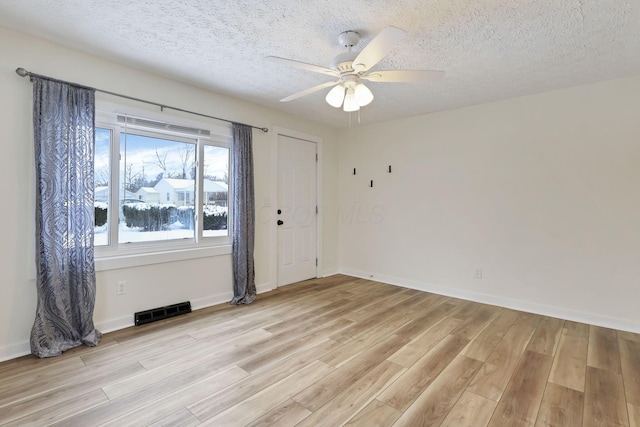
[388,165,392,173]
[370,180,373,187]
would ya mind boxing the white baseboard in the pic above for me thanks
[0,341,30,363]
[321,269,340,278]
[190,291,234,311]
[0,285,276,363]
[340,268,640,334]
[96,316,134,334]
[256,283,274,294]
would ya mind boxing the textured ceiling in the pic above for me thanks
[1,0,639,128]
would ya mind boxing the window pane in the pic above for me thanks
[94,128,111,246]
[119,132,196,244]
[203,145,229,237]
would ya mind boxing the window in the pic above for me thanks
[94,110,231,257]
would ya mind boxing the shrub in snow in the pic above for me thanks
[203,205,227,230]
[120,203,227,231]
[94,202,108,227]
[122,203,173,231]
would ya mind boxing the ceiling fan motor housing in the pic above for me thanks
[331,51,357,73]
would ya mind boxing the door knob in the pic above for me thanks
[277,220,284,225]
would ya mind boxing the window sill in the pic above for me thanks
[95,245,231,272]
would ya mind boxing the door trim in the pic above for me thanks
[271,126,323,289]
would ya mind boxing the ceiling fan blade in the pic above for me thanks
[280,80,340,102]
[361,70,445,82]
[352,26,407,73]
[266,56,339,77]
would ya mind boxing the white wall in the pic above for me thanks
[0,27,340,360]
[339,74,640,333]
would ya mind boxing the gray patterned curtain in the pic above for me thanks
[31,77,101,357]
[230,123,256,304]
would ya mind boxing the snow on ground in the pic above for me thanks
[94,223,226,246]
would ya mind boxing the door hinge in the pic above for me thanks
[316,153,318,161]
[316,258,318,266]
[316,205,318,214]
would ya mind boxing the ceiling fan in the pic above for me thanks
[266,26,444,112]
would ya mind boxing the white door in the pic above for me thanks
[277,134,317,286]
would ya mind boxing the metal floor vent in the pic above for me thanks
[134,301,192,326]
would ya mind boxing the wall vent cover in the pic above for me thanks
[134,301,192,326]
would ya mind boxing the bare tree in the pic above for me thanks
[177,145,196,179]
[94,166,110,187]
[124,163,144,193]
[148,148,169,174]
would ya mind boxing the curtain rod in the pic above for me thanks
[15,67,269,133]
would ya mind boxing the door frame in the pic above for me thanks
[270,126,323,289]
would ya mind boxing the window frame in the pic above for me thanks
[94,101,233,268]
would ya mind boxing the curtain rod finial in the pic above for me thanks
[15,67,29,77]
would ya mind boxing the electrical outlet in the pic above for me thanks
[117,280,126,295]
[474,268,483,279]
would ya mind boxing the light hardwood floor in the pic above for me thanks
[1,274,639,426]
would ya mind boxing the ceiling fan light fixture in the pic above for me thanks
[354,83,374,106]
[343,87,360,112]
[326,84,346,108]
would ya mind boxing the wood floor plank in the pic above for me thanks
[535,383,584,427]
[563,320,590,338]
[488,350,553,426]
[199,360,334,426]
[450,305,500,341]
[0,362,144,424]
[81,332,197,367]
[618,330,640,344]
[296,360,405,427]
[293,333,410,412]
[466,313,539,401]
[263,298,352,334]
[0,356,87,404]
[378,334,470,411]
[328,293,440,344]
[393,301,458,340]
[146,408,201,427]
[236,318,353,374]
[244,399,311,427]
[583,366,629,427]
[527,316,564,356]
[102,330,267,400]
[0,354,86,384]
[341,290,416,323]
[2,389,109,427]
[548,327,588,392]
[183,339,343,423]
[461,308,519,362]
[343,400,402,427]
[102,366,250,427]
[440,391,497,427]
[392,355,483,426]
[388,317,462,368]
[51,360,250,426]
[618,338,640,406]
[263,298,364,338]
[320,313,413,368]
[629,404,640,427]
[588,326,622,374]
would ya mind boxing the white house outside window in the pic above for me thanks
[93,108,231,258]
